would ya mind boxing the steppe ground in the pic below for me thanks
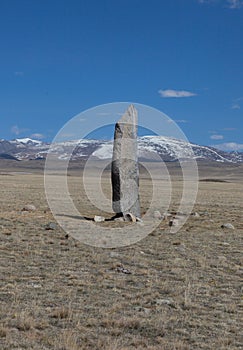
[0,160,242,349]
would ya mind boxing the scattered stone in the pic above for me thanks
[94,215,105,222]
[2,229,11,236]
[221,223,235,230]
[169,219,179,227]
[110,252,120,258]
[156,299,176,308]
[22,204,36,212]
[116,266,132,274]
[124,212,137,223]
[45,222,57,230]
[60,240,69,246]
[47,240,54,244]
[134,306,151,314]
[172,241,182,246]
[191,212,200,218]
[175,244,186,254]
[153,210,163,220]
[111,104,140,218]
[29,282,42,289]
[219,242,230,246]
[200,211,209,216]
[163,212,172,220]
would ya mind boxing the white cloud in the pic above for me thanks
[227,0,243,8]
[231,103,240,109]
[30,133,45,140]
[198,0,218,4]
[210,134,224,140]
[231,96,243,109]
[14,71,24,76]
[213,142,243,151]
[223,127,237,131]
[175,119,188,123]
[167,119,189,124]
[158,89,197,98]
[11,125,29,136]
[198,0,243,8]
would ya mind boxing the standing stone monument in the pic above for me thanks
[111,104,141,219]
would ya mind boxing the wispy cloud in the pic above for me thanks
[175,119,188,123]
[231,96,243,109]
[167,118,189,124]
[213,142,243,151]
[223,127,237,131]
[198,0,214,3]
[11,125,29,136]
[210,134,224,140]
[227,0,243,8]
[198,0,243,8]
[158,89,197,98]
[30,133,45,140]
[97,112,111,116]
[14,71,24,76]
[198,0,220,5]
[231,103,240,109]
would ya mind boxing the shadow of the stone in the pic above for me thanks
[56,214,93,221]
[56,213,122,222]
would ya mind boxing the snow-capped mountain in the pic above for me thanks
[0,136,242,163]
[15,138,43,145]
[92,136,243,163]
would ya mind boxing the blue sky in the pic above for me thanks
[1,0,243,151]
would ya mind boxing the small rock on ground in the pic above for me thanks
[22,204,36,212]
[94,215,105,222]
[45,222,57,230]
[124,213,137,223]
[169,219,179,227]
[153,210,163,219]
[191,212,200,218]
[221,223,235,230]
[116,266,132,274]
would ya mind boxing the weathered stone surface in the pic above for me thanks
[111,105,140,218]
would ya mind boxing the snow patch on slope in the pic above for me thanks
[92,143,113,159]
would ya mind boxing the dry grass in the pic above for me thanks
[0,162,242,349]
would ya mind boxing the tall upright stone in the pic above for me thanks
[111,104,140,218]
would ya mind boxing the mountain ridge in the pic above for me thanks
[0,137,242,163]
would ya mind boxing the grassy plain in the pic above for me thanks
[0,160,242,349]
